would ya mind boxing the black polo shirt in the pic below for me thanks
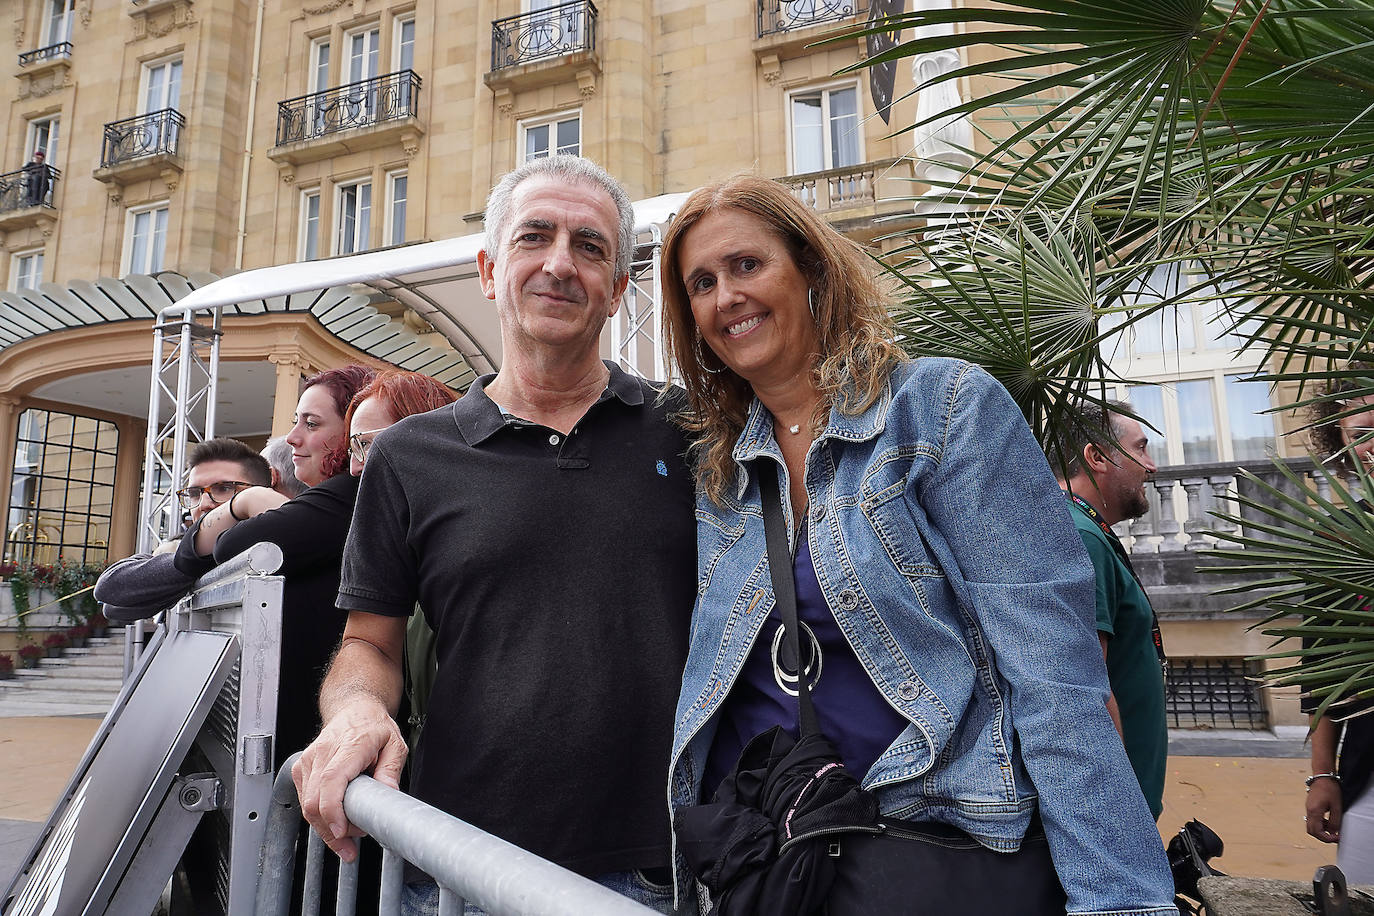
[338,362,696,877]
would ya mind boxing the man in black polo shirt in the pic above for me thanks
[293,156,695,914]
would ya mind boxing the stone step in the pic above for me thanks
[0,675,119,694]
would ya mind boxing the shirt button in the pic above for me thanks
[813,504,826,522]
[837,588,859,610]
[898,681,919,700]
[548,434,561,445]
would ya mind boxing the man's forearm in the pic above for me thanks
[320,636,405,722]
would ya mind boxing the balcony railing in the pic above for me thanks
[1114,457,1352,554]
[779,158,904,213]
[0,165,60,213]
[758,0,867,37]
[491,0,597,72]
[18,41,72,67]
[101,108,185,168]
[275,70,421,146]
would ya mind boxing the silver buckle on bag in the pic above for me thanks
[828,840,841,857]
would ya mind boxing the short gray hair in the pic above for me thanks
[261,436,308,498]
[483,157,635,284]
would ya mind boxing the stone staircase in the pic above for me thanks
[0,637,123,717]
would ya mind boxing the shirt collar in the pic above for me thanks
[453,360,644,446]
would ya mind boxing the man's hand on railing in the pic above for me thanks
[292,696,408,863]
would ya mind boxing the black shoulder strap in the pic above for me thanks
[758,467,821,737]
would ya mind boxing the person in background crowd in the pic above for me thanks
[94,437,271,622]
[1048,399,1168,821]
[294,157,695,916]
[660,174,1175,914]
[263,435,309,498]
[1305,365,1374,882]
[342,369,458,752]
[174,364,374,760]
[24,149,50,206]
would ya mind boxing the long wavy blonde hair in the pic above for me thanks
[660,174,904,502]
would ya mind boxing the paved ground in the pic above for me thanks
[0,717,1338,896]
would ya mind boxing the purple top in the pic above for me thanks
[703,522,908,794]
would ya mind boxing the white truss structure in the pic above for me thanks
[138,311,222,553]
[139,192,689,551]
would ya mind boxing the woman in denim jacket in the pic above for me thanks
[660,174,1176,915]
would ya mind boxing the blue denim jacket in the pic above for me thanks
[669,358,1176,915]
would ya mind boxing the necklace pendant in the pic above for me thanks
[788,424,800,435]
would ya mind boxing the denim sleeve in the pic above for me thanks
[914,362,1177,915]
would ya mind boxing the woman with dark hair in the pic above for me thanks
[660,174,1175,914]
[176,364,375,760]
[1304,363,1374,881]
[342,370,458,751]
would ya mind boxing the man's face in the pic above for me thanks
[1100,417,1156,523]
[477,175,629,357]
[1338,395,1374,473]
[185,459,254,522]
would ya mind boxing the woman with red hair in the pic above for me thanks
[177,364,375,761]
[342,370,458,750]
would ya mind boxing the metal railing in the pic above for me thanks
[758,0,867,37]
[258,754,657,915]
[491,0,597,72]
[101,108,185,168]
[18,41,72,66]
[275,70,422,146]
[0,164,60,212]
[779,158,902,212]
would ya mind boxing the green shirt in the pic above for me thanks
[1068,499,1168,820]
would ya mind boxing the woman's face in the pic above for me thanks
[676,208,818,391]
[285,385,347,487]
[348,396,396,477]
[1338,394,1374,473]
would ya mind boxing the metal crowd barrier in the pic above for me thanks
[4,539,658,916]
[256,753,657,916]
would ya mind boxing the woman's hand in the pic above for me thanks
[193,486,290,556]
[1307,777,1342,843]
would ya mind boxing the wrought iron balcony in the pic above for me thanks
[18,42,72,67]
[491,0,597,72]
[758,0,867,37]
[275,70,421,146]
[0,165,60,213]
[101,108,185,168]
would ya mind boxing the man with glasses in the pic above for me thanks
[95,437,271,621]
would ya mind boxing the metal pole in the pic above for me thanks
[341,775,657,916]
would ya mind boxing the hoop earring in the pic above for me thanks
[694,339,725,375]
[807,287,817,321]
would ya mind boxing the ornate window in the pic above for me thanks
[519,110,580,163]
[336,180,371,255]
[123,203,169,274]
[385,171,407,246]
[5,408,118,566]
[788,83,862,174]
[10,250,44,291]
[300,189,322,260]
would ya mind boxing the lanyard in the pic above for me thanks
[1067,493,1168,677]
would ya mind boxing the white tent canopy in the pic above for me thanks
[166,191,692,380]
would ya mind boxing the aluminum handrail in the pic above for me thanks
[259,753,658,916]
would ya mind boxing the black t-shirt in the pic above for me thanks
[337,364,696,877]
[176,472,358,763]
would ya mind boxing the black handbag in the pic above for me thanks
[674,469,1066,916]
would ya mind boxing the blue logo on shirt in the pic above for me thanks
[656,459,668,477]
